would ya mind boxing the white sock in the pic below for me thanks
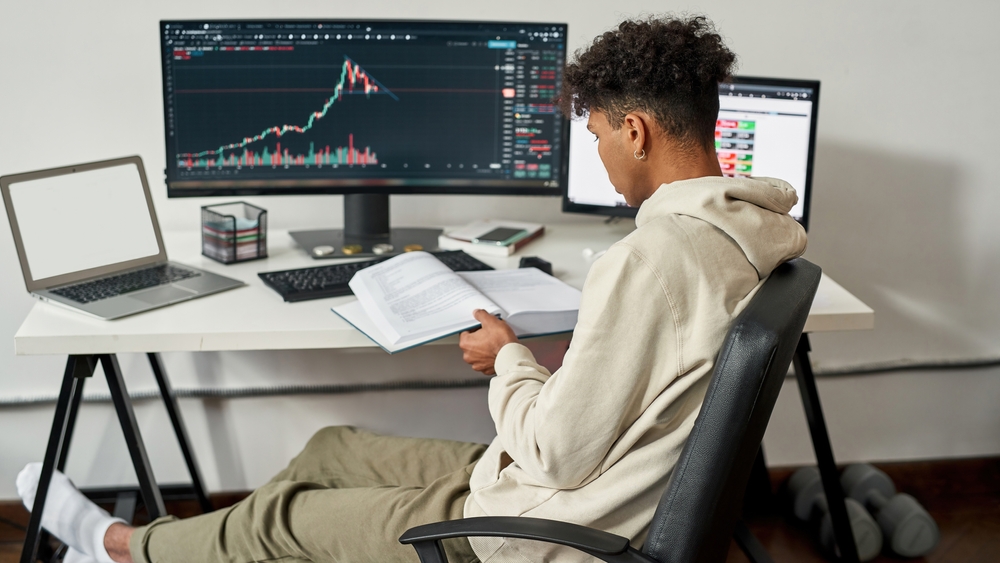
[16,463,124,563]
[63,547,100,563]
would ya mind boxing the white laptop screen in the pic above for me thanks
[9,163,160,281]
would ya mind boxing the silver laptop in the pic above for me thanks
[1,156,244,319]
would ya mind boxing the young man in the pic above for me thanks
[17,15,805,563]
[456,15,806,563]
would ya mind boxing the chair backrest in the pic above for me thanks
[641,258,821,563]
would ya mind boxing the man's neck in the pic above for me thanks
[664,141,724,181]
[637,144,723,200]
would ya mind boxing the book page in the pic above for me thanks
[458,268,581,336]
[332,300,472,354]
[349,251,500,344]
[459,268,581,315]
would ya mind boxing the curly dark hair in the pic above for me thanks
[560,16,737,148]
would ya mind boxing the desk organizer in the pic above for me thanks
[201,202,267,263]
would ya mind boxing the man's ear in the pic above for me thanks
[622,112,650,154]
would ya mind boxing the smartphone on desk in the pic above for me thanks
[471,227,528,246]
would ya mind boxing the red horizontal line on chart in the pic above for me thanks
[174,88,501,94]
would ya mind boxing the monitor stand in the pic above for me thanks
[288,194,442,259]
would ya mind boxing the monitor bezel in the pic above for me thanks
[561,75,820,231]
[160,18,570,199]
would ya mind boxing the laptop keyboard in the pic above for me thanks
[51,264,201,304]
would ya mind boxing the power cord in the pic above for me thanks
[0,378,489,407]
[2,356,999,408]
[813,356,1000,377]
[0,514,27,532]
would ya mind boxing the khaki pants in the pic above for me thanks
[130,426,486,563]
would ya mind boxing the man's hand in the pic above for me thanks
[460,309,518,375]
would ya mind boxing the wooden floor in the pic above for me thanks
[2,458,998,562]
[726,457,1000,563]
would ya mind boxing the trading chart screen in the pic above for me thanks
[161,20,568,196]
[565,77,818,228]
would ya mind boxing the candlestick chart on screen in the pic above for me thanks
[176,57,393,169]
[162,24,565,190]
[166,43,520,184]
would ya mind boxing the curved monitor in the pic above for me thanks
[161,20,569,197]
[564,76,820,231]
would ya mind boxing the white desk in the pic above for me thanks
[15,223,872,355]
[14,222,874,563]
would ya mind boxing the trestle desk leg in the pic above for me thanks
[147,352,213,513]
[55,357,95,472]
[20,356,95,563]
[100,354,167,519]
[38,356,97,560]
[793,335,859,563]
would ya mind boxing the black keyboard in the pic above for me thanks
[51,264,200,304]
[259,250,494,302]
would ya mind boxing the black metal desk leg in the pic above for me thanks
[793,335,859,563]
[56,356,97,472]
[147,352,213,513]
[20,356,95,563]
[39,356,98,560]
[100,354,167,519]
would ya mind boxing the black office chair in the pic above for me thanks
[400,258,822,563]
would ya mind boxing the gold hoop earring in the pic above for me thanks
[633,149,646,160]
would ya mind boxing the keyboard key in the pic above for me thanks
[51,264,200,304]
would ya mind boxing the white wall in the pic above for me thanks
[1,0,999,499]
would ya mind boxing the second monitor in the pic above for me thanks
[564,76,819,231]
[160,19,570,257]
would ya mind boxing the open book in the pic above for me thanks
[332,251,581,353]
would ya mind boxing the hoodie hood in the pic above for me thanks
[635,176,807,279]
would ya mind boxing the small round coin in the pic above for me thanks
[311,245,335,257]
[372,243,394,255]
[403,244,424,252]
[341,244,363,255]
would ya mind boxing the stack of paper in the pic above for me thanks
[203,217,264,262]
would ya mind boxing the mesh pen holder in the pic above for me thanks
[201,202,267,264]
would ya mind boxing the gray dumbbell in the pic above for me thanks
[787,467,883,561]
[841,463,939,558]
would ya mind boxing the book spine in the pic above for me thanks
[437,236,513,256]
[510,226,545,251]
[438,226,544,256]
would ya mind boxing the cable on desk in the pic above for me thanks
[0,378,490,407]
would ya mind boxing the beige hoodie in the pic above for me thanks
[464,176,807,563]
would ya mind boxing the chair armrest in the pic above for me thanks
[399,517,658,563]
